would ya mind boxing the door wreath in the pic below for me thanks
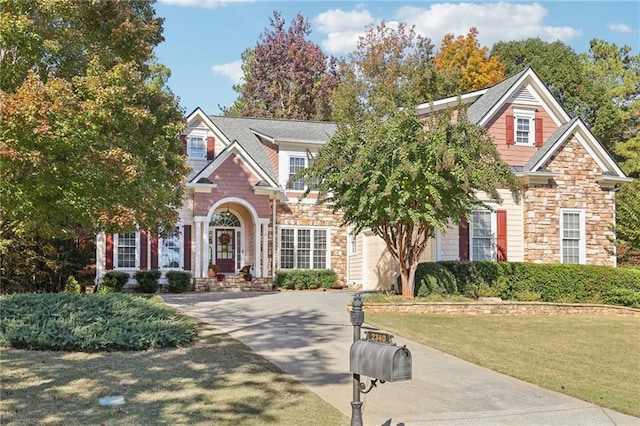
[218,232,231,245]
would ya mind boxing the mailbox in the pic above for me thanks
[350,335,412,382]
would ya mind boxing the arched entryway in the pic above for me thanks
[209,210,242,273]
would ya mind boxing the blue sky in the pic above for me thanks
[153,1,639,115]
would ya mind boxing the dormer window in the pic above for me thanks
[506,108,543,147]
[188,136,206,159]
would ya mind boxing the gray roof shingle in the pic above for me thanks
[523,117,580,172]
[208,116,337,182]
[466,68,529,124]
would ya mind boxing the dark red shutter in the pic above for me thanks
[105,234,113,270]
[150,231,158,270]
[140,230,148,270]
[207,136,215,160]
[497,210,508,262]
[459,218,470,261]
[535,117,543,147]
[181,134,187,156]
[506,115,514,145]
[183,225,191,271]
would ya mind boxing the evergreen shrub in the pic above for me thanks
[166,271,192,293]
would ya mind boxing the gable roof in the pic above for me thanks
[467,67,570,126]
[184,109,337,187]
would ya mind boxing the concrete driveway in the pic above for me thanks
[163,291,639,426]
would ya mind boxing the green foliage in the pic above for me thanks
[134,270,161,294]
[166,271,192,293]
[98,276,118,294]
[302,22,520,299]
[420,261,640,307]
[415,263,457,297]
[64,276,81,294]
[103,271,130,292]
[0,293,198,351]
[274,269,337,290]
[0,233,95,294]
[0,0,187,244]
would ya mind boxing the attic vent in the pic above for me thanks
[511,86,537,104]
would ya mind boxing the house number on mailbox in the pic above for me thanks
[365,331,393,344]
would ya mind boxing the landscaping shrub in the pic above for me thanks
[415,263,457,297]
[134,270,161,294]
[417,261,640,307]
[166,271,192,293]
[64,276,81,294]
[98,276,118,293]
[274,269,337,290]
[0,293,198,351]
[103,271,130,292]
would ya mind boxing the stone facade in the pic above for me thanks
[276,200,348,286]
[523,136,616,265]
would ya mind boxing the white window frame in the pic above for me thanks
[188,135,206,159]
[469,210,497,261]
[288,155,306,191]
[114,232,139,269]
[513,108,536,146]
[159,227,183,270]
[348,231,357,256]
[278,226,330,270]
[560,209,586,264]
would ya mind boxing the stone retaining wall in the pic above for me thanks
[194,277,272,292]
[361,301,640,317]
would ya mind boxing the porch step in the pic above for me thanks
[194,276,273,292]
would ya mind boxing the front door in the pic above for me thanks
[215,229,235,272]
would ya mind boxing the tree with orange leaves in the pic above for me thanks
[435,27,505,93]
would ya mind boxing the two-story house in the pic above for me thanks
[95,67,631,291]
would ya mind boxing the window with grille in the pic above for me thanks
[561,210,584,264]
[471,211,494,261]
[188,136,205,159]
[160,229,181,269]
[288,156,306,190]
[116,233,137,268]
[279,227,328,269]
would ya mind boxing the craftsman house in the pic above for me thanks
[95,67,631,291]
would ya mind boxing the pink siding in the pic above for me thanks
[485,104,557,166]
[260,137,279,179]
[193,153,271,218]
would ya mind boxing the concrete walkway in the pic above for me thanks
[163,291,640,426]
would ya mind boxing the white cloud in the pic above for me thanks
[395,2,581,49]
[313,9,376,54]
[607,23,633,34]
[211,61,243,84]
[159,0,253,8]
[313,2,582,55]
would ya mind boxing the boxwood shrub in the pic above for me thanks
[134,270,161,294]
[166,271,192,293]
[0,293,198,351]
[274,269,337,290]
[103,271,130,292]
[413,261,640,308]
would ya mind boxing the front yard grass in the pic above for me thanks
[365,313,640,418]
[0,323,348,425]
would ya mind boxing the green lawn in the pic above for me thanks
[0,323,348,425]
[365,312,640,417]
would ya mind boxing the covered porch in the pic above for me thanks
[190,197,271,280]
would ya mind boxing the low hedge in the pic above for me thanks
[0,293,198,351]
[414,261,640,308]
[274,269,337,290]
